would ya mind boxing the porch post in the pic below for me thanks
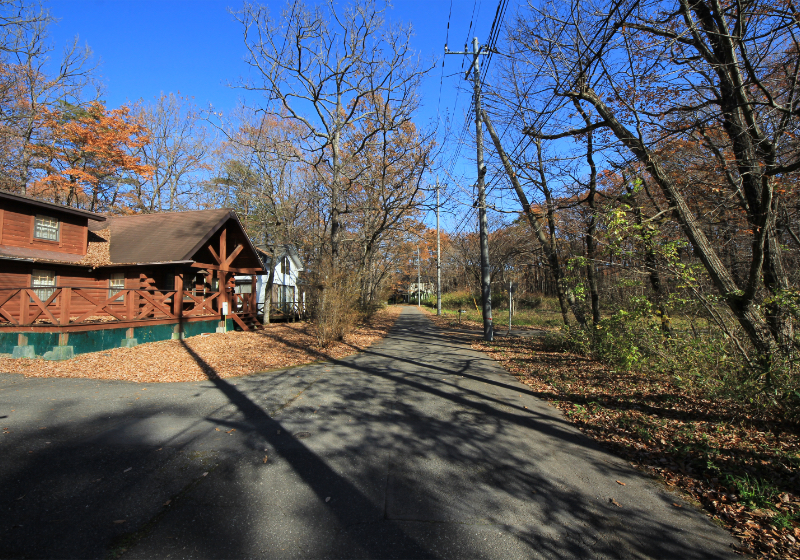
[250,274,257,314]
[173,271,183,319]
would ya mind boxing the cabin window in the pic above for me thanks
[109,272,125,300]
[31,269,56,302]
[280,256,290,275]
[33,215,60,241]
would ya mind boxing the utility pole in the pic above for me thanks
[446,37,493,341]
[436,178,442,316]
[417,246,421,307]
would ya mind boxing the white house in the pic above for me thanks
[235,244,304,318]
[407,275,435,303]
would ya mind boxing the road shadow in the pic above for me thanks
[0,307,737,559]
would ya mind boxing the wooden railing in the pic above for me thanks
[0,287,225,327]
[255,301,304,319]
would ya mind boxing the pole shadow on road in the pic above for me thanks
[0,308,736,559]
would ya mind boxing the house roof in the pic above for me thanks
[0,229,110,267]
[0,198,262,269]
[254,243,305,272]
[0,189,107,222]
[0,244,85,263]
[91,208,246,264]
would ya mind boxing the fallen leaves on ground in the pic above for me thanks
[422,306,799,560]
[465,334,800,560]
[0,306,400,383]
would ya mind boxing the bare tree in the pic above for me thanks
[128,93,212,212]
[233,0,430,266]
[504,0,800,367]
[211,109,307,323]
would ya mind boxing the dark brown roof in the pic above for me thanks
[0,229,112,267]
[0,189,107,221]
[100,209,247,264]
[0,244,85,263]
[0,207,263,269]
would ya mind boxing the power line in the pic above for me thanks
[483,0,637,206]
[436,0,454,128]
[444,0,507,183]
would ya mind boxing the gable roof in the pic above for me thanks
[254,243,304,272]
[91,208,247,264]
[0,189,106,222]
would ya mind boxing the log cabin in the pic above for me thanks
[0,190,264,358]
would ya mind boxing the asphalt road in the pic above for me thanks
[0,306,738,559]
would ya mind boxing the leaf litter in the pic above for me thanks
[422,308,800,560]
[0,307,400,383]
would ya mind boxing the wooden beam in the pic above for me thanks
[191,263,264,274]
[207,244,221,265]
[219,227,227,265]
[0,314,222,333]
[173,272,183,319]
[27,289,62,325]
[72,290,128,324]
[20,286,29,324]
[61,287,72,325]
[230,311,249,331]
[223,243,244,268]
[0,307,18,325]
[136,290,174,319]
[0,288,20,309]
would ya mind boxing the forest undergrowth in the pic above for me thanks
[423,306,800,559]
[474,333,800,559]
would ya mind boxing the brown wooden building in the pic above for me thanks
[0,190,264,357]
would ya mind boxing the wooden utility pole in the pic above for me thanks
[417,246,421,307]
[436,178,442,316]
[446,37,493,341]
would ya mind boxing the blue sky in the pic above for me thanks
[46,0,504,126]
[45,0,515,229]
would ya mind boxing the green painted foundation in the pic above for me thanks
[0,318,233,358]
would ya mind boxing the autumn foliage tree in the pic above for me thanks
[31,101,152,211]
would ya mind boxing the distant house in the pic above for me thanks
[0,190,264,359]
[390,274,434,304]
[409,275,435,302]
[236,244,304,319]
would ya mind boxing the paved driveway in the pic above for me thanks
[0,306,737,559]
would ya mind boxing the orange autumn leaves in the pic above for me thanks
[30,102,153,211]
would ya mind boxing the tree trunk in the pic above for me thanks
[482,109,586,328]
[262,248,276,325]
[575,86,777,362]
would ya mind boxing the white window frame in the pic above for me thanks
[33,215,60,242]
[31,269,56,302]
[109,272,125,300]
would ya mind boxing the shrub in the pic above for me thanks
[307,263,359,347]
[516,295,543,310]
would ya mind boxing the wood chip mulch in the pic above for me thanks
[421,307,799,559]
[0,306,401,383]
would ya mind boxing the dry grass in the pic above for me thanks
[0,306,401,383]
